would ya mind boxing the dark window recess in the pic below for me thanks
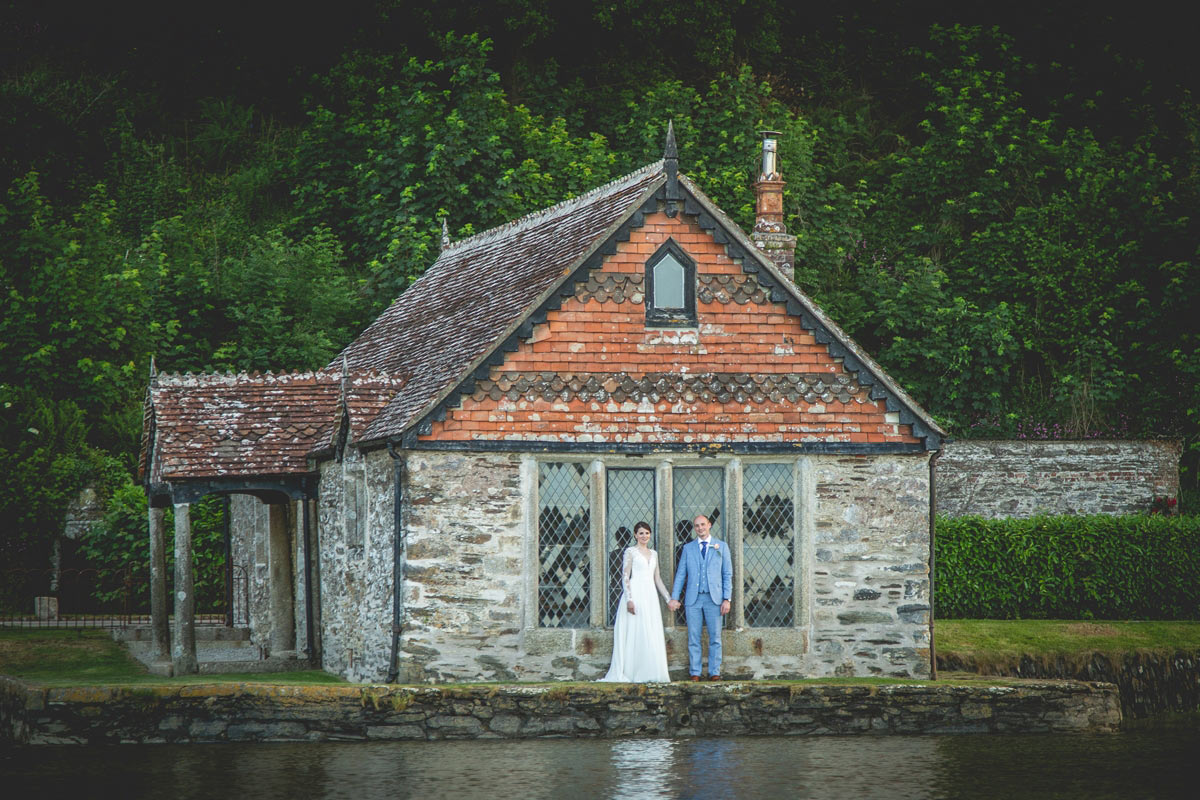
[743,463,795,627]
[645,238,696,327]
[605,468,656,624]
[672,466,725,625]
[537,462,592,628]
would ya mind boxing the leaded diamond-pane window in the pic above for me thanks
[605,468,656,623]
[672,467,725,623]
[538,462,591,628]
[743,463,795,627]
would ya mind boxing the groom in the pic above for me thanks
[668,513,733,680]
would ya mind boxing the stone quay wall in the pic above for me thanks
[0,679,1121,746]
[936,439,1181,518]
[938,649,1200,719]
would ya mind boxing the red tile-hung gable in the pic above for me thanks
[421,210,918,446]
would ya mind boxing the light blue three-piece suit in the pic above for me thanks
[671,536,734,677]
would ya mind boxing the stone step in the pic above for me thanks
[139,654,312,678]
[123,637,312,674]
[126,639,261,663]
[113,625,251,642]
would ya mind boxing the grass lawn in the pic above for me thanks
[0,629,343,687]
[935,619,1200,658]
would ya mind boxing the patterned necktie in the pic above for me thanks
[701,541,707,560]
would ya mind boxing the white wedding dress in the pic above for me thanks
[599,547,671,682]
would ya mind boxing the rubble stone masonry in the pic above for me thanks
[318,450,932,683]
[314,447,395,682]
[937,439,1181,518]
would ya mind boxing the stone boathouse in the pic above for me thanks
[140,129,946,682]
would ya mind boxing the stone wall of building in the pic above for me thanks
[397,450,531,682]
[0,678,1123,745]
[809,454,932,678]
[378,450,933,683]
[315,447,395,682]
[936,439,1181,518]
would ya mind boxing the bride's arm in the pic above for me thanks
[652,553,672,602]
[622,549,636,614]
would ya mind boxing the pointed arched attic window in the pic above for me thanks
[645,238,696,327]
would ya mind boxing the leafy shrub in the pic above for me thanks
[77,483,227,612]
[935,515,1200,620]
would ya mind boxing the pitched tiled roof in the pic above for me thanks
[332,161,667,442]
[143,371,405,481]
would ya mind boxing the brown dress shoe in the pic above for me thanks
[709,675,721,681]
[689,675,700,682]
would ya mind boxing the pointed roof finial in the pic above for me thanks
[149,354,157,380]
[663,120,678,162]
[440,217,451,250]
[663,120,680,202]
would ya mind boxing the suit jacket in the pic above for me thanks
[672,537,733,606]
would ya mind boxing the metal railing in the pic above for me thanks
[0,566,248,630]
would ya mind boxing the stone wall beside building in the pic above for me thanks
[936,439,1181,518]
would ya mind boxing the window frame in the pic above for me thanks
[529,456,806,632]
[644,238,697,328]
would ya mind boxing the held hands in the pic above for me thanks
[667,599,681,611]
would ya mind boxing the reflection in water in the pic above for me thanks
[611,738,675,799]
[2,716,1197,800]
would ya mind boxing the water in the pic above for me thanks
[3,716,1197,799]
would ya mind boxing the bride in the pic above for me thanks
[599,521,672,682]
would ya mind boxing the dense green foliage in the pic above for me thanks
[75,488,227,612]
[936,515,1200,620]
[1,4,1196,583]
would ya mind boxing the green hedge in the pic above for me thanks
[935,515,1200,620]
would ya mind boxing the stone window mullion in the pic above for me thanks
[655,460,674,628]
[588,460,607,628]
[726,458,744,628]
[522,456,538,631]
[795,458,812,632]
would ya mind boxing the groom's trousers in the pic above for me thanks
[685,596,723,676]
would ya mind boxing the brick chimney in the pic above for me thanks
[751,131,797,275]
